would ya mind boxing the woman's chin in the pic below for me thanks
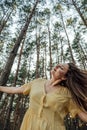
[51,70,54,75]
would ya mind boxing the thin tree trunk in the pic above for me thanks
[3,95,14,130]
[0,94,9,116]
[48,26,52,78]
[77,42,87,69]
[44,43,47,79]
[27,54,32,81]
[0,95,10,129]
[0,8,14,34]
[0,8,10,24]
[36,28,40,78]
[12,95,22,130]
[42,55,45,78]
[13,39,25,85]
[60,39,64,63]
[71,0,87,27]
[0,0,39,87]
[60,10,75,63]
[55,41,59,64]
[72,24,87,68]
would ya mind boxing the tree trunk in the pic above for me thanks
[0,0,39,86]
[3,38,25,130]
[0,8,10,26]
[0,8,14,34]
[71,0,87,27]
[27,54,32,81]
[12,95,22,130]
[48,26,52,78]
[60,39,64,63]
[13,39,25,85]
[3,95,14,130]
[36,28,40,78]
[72,24,87,68]
[60,10,75,63]
[44,43,47,79]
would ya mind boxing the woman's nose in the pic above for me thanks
[55,65,59,69]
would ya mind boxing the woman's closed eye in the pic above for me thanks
[60,67,64,70]
[55,64,65,71]
[58,65,64,70]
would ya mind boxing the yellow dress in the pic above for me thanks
[20,78,81,130]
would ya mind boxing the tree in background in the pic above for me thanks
[0,0,87,129]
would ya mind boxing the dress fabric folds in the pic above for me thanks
[20,78,81,130]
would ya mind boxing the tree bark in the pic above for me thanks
[44,43,47,79]
[36,28,40,78]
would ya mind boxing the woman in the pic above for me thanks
[0,63,87,130]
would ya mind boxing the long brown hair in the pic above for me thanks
[63,63,87,111]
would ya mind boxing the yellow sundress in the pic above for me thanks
[20,78,81,130]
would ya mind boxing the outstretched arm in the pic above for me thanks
[0,86,24,94]
[78,111,87,122]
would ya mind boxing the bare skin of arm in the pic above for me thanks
[78,111,87,122]
[0,86,24,94]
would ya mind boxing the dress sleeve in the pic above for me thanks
[21,79,38,95]
[68,98,81,118]
[21,82,32,95]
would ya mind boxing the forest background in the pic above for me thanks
[0,0,87,130]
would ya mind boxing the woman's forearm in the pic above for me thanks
[0,86,24,94]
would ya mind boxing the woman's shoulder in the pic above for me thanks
[56,86,72,97]
[29,78,47,84]
[21,78,46,88]
[33,78,47,82]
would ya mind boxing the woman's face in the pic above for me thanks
[51,63,69,81]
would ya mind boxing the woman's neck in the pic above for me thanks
[47,78,59,87]
[48,77,62,87]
